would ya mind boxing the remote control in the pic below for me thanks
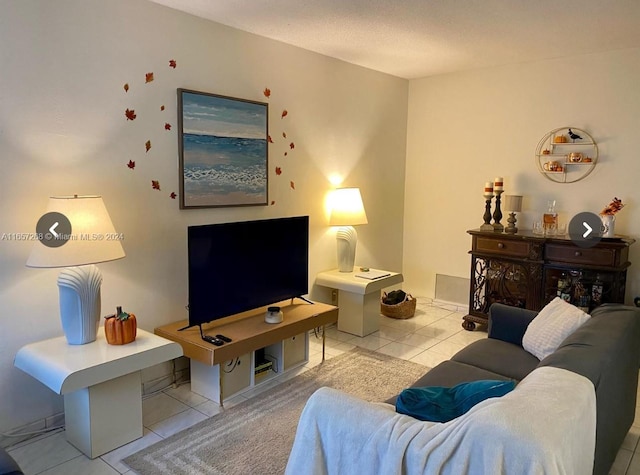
[202,335,224,346]
[216,334,232,343]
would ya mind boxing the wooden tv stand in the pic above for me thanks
[155,300,338,404]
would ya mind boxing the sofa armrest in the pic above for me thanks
[0,447,23,475]
[487,303,537,346]
[286,387,435,474]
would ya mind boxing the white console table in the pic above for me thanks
[14,328,182,458]
[316,267,403,336]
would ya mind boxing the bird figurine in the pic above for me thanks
[568,128,582,142]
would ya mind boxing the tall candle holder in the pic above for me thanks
[480,193,494,231]
[493,190,504,232]
[480,181,495,231]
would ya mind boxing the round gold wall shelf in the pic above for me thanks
[535,127,598,183]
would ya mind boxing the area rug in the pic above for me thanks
[124,347,429,475]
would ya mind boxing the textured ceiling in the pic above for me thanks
[149,0,640,79]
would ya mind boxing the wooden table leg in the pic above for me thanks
[219,366,224,407]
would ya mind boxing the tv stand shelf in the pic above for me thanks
[155,300,338,404]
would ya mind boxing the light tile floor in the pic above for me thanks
[6,300,640,474]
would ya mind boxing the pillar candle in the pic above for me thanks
[484,182,493,193]
[494,177,504,191]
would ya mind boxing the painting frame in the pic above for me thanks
[177,88,269,209]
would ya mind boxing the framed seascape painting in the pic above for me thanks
[178,89,269,208]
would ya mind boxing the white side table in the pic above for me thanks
[14,328,182,458]
[316,267,403,336]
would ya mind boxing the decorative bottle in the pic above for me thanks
[591,275,604,306]
[543,200,558,234]
[573,273,590,312]
[557,271,572,302]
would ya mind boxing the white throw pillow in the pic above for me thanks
[522,297,591,360]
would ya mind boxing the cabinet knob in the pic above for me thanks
[575,251,582,257]
[497,243,504,249]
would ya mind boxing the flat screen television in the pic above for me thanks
[186,216,309,329]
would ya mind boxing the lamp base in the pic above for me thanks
[57,264,103,345]
[505,212,519,234]
[336,226,357,272]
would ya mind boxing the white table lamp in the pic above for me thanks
[329,188,368,272]
[504,195,523,234]
[27,195,125,345]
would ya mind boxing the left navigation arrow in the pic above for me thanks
[49,222,60,238]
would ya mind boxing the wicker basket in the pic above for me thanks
[380,292,416,319]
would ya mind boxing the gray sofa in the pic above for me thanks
[0,447,22,475]
[388,303,640,475]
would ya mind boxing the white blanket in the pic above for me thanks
[285,366,595,475]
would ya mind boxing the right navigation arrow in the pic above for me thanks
[569,212,601,249]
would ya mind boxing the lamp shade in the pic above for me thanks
[504,195,523,213]
[329,188,368,226]
[27,195,125,268]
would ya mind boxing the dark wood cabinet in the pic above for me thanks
[464,229,634,330]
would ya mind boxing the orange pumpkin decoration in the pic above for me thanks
[105,306,137,345]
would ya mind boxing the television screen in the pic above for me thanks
[187,216,309,328]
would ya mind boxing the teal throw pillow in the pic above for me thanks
[395,379,516,423]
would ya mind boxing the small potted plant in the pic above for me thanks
[104,306,137,345]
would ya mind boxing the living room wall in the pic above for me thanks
[0,0,408,434]
[403,47,640,304]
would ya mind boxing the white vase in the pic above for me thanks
[601,214,615,238]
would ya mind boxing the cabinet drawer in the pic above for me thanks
[475,237,530,257]
[545,244,615,266]
[283,333,307,370]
